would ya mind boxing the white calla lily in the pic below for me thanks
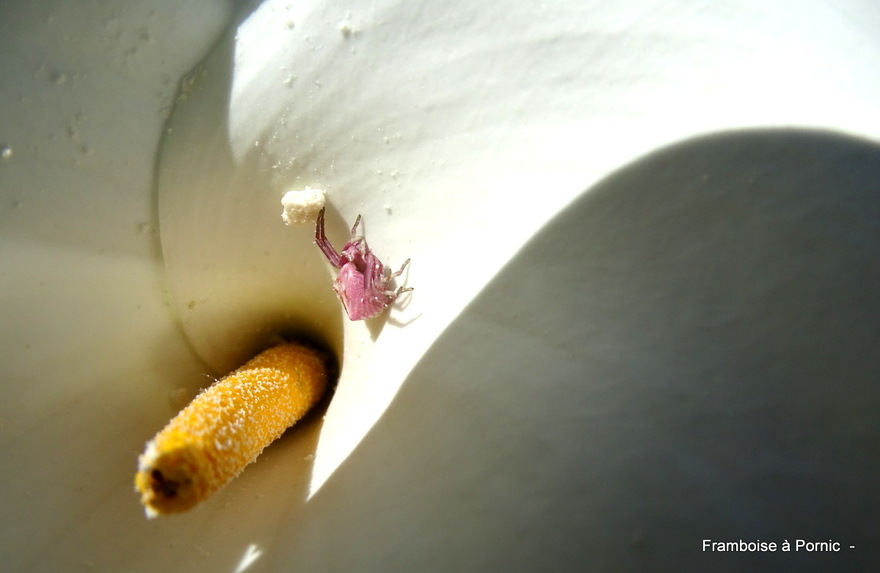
[2,0,879,570]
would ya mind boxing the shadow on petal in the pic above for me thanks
[274,128,880,571]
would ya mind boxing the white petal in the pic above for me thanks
[3,0,880,570]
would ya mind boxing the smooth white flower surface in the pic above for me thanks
[1,0,879,571]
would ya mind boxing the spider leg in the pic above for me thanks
[363,251,384,292]
[314,208,344,268]
[387,285,414,300]
[384,259,412,298]
[350,214,362,238]
[388,258,410,280]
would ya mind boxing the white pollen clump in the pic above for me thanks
[281,187,326,226]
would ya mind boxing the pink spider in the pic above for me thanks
[315,207,412,320]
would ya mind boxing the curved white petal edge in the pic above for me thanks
[2,0,880,570]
